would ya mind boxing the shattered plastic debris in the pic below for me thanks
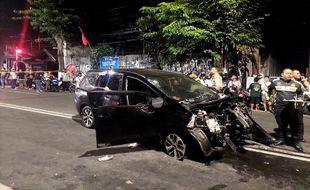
[128,142,139,148]
[296,169,300,172]
[126,180,133,185]
[98,155,113,161]
[263,161,270,165]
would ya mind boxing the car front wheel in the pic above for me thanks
[81,106,96,128]
[164,133,187,160]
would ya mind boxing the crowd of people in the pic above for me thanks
[0,67,84,93]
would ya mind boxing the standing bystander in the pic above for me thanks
[34,71,42,93]
[269,68,303,152]
[26,69,34,90]
[0,67,7,89]
[292,70,306,142]
[240,64,250,89]
[248,77,262,111]
[10,68,17,89]
[227,74,242,97]
[261,76,273,112]
[210,67,223,91]
[61,69,71,91]
[18,69,26,88]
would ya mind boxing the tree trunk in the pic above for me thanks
[54,35,65,71]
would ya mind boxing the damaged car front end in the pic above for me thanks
[144,71,276,160]
[179,95,276,159]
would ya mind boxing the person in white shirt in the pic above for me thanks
[227,74,241,96]
[75,72,84,88]
[10,68,17,89]
[210,67,223,91]
[260,75,272,112]
[61,69,71,91]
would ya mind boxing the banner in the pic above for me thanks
[99,57,119,70]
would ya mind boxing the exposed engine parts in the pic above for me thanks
[187,103,276,155]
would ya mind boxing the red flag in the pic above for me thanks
[79,27,88,46]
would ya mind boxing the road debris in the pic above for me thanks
[125,180,133,185]
[0,183,13,190]
[128,142,139,148]
[98,155,113,162]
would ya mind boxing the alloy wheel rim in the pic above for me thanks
[82,108,93,127]
[164,134,186,160]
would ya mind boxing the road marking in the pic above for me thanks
[0,102,73,119]
[244,146,310,163]
[0,183,13,190]
[245,144,310,158]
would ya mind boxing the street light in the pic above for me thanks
[15,48,23,71]
[16,49,22,54]
[16,48,22,59]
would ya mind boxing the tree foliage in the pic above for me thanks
[14,0,80,71]
[90,42,114,69]
[137,0,266,65]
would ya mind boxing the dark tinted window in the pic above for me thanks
[96,72,123,91]
[107,75,123,90]
[126,77,158,105]
[98,75,109,87]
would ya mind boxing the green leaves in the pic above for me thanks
[137,0,266,64]
[90,43,114,69]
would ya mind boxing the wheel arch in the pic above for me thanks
[160,125,211,158]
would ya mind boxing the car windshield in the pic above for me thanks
[146,72,218,101]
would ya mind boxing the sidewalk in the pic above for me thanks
[251,110,310,154]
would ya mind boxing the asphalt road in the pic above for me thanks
[0,88,309,190]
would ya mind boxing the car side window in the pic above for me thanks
[99,73,123,106]
[79,72,98,90]
[98,75,109,87]
[96,73,123,90]
[126,77,158,105]
[107,74,123,90]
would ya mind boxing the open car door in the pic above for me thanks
[89,72,161,148]
[89,90,153,147]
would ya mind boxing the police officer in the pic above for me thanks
[269,68,303,152]
[292,69,306,142]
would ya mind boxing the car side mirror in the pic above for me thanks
[151,97,164,108]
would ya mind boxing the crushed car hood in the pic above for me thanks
[179,94,232,112]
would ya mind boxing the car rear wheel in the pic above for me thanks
[164,133,187,160]
[81,106,96,128]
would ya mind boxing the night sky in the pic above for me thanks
[263,0,310,71]
[1,0,310,70]
[0,0,157,53]
[0,0,25,43]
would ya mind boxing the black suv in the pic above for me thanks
[74,69,275,160]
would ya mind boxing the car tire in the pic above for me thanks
[163,133,188,160]
[81,106,96,128]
